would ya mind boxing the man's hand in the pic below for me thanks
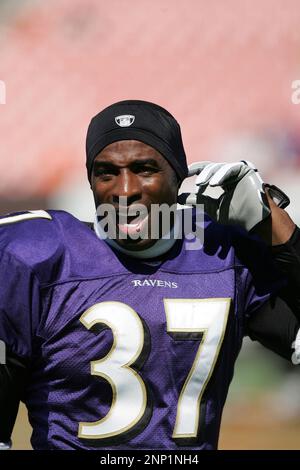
[255,189,296,245]
[178,160,292,241]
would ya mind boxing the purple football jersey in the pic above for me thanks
[0,210,283,450]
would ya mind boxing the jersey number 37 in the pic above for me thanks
[78,298,230,442]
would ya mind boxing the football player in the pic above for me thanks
[0,100,300,450]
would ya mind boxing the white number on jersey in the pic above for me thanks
[78,298,230,441]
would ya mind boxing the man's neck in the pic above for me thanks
[93,213,180,259]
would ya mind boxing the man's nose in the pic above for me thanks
[112,170,142,206]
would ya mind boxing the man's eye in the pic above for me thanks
[137,167,157,174]
[94,169,115,177]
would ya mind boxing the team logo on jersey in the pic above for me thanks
[115,115,135,127]
[131,279,178,288]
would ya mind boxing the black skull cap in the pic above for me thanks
[86,99,188,182]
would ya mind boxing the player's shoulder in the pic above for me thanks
[163,209,243,273]
[188,206,255,255]
[224,222,272,262]
[0,209,93,272]
[205,216,281,286]
[0,209,85,239]
[207,221,280,297]
[192,204,267,253]
[184,207,273,271]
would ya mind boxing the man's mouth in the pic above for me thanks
[118,214,149,236]
[117,207,149,237]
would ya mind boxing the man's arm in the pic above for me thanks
[181,160,300,358]
[254,191,300,318]
[247,196,300,360]
[253,190,296,246]
[246,295,300,361]
[0,351,28,449]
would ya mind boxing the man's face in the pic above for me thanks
[91,140,180,251]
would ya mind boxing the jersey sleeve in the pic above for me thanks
[0,248,41,359]
[232,227,287,320]
[246,296,300,361]
[242,267,282,319]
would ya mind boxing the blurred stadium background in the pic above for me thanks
[1,0,300,450]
